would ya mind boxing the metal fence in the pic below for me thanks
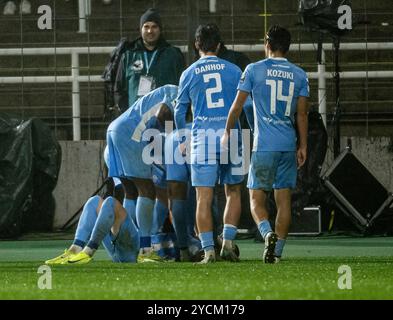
[0,0,392,140]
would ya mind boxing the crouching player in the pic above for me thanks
[45,157,140,264]
[106,84,178,261]
[45,195,139,264]
[45,147,139,265]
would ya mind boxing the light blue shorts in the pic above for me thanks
[106,129,151,180]
[164,129,191,183]
[247,151,297,191]
[152,163,167,189]
[191,153,244,187]
[101,216,140,263]
[167,161,190,183]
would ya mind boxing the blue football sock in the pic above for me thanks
[275,238,286,257]
[123,198,137,226]
[87,197,115,250]
[212,195,220,241]
[199,231,214,251]
[74,195,100,247]
[140,236,151,249]
[223,224,237,241]
[187,234,201,248]
[258,219,273,240]
[152,200,169,235]
[186,185,197,236]
[171,199,188,249]
[136,196,155,248]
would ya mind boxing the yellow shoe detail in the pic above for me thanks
[65,251,93,265]
[45,249,75,265]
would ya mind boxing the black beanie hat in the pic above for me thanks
[140,8,162,29]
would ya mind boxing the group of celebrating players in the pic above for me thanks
[45,23,309,266]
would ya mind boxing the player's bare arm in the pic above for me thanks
[296,96,308,168]
[222,90,249,148]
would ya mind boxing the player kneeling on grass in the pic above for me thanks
[45,193,140,264]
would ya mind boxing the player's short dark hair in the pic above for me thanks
[265,25,291,54]
[195,23,221,53]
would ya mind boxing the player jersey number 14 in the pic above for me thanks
[266,79,294,116]
[203,72,225,109]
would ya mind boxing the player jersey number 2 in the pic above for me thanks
[266,79,294,116]
[203,73,225,109]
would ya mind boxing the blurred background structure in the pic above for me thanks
[0,0,392,233]
[1,0,392,140]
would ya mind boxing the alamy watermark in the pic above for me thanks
[37,265,52,290]
[37,5,52,30]
[337,265,352,290]
[337,5,352,30]
[139,121,252,176]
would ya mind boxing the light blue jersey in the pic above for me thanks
[165,123,192,182]
[108,84,178,142]
[152,134,167,189]
[175,56,242,154]
[175,56,244,187]
[106,85,177,179]
[243,96,254,132]
[238,57,309,152]
[103,145,123,186]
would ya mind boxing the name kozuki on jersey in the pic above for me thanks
[267,68,294,80]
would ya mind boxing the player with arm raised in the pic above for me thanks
[222,25,309,263]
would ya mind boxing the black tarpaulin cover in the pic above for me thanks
[0,114,61,238]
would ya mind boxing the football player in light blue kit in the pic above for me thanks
[106,84,178,260]
[165,123,205,262]
[45,147,140,264]
[150,134,181,261]
[151,160,177,260]
[175,24,244,263]
[223,25,309,263]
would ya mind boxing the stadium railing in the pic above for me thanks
[1,42,393,140]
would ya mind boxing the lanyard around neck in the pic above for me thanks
[143,51,158,75]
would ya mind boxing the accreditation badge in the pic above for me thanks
[137,75,155,96]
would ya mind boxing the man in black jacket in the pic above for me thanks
[114,8,185,112]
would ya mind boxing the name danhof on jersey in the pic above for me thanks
[267,69,294,80]
[195,63,226,75]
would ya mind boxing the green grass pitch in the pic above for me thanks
[1,237,393,299]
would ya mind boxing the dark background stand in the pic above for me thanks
[332,37,341,158]
[298,0,393,234]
